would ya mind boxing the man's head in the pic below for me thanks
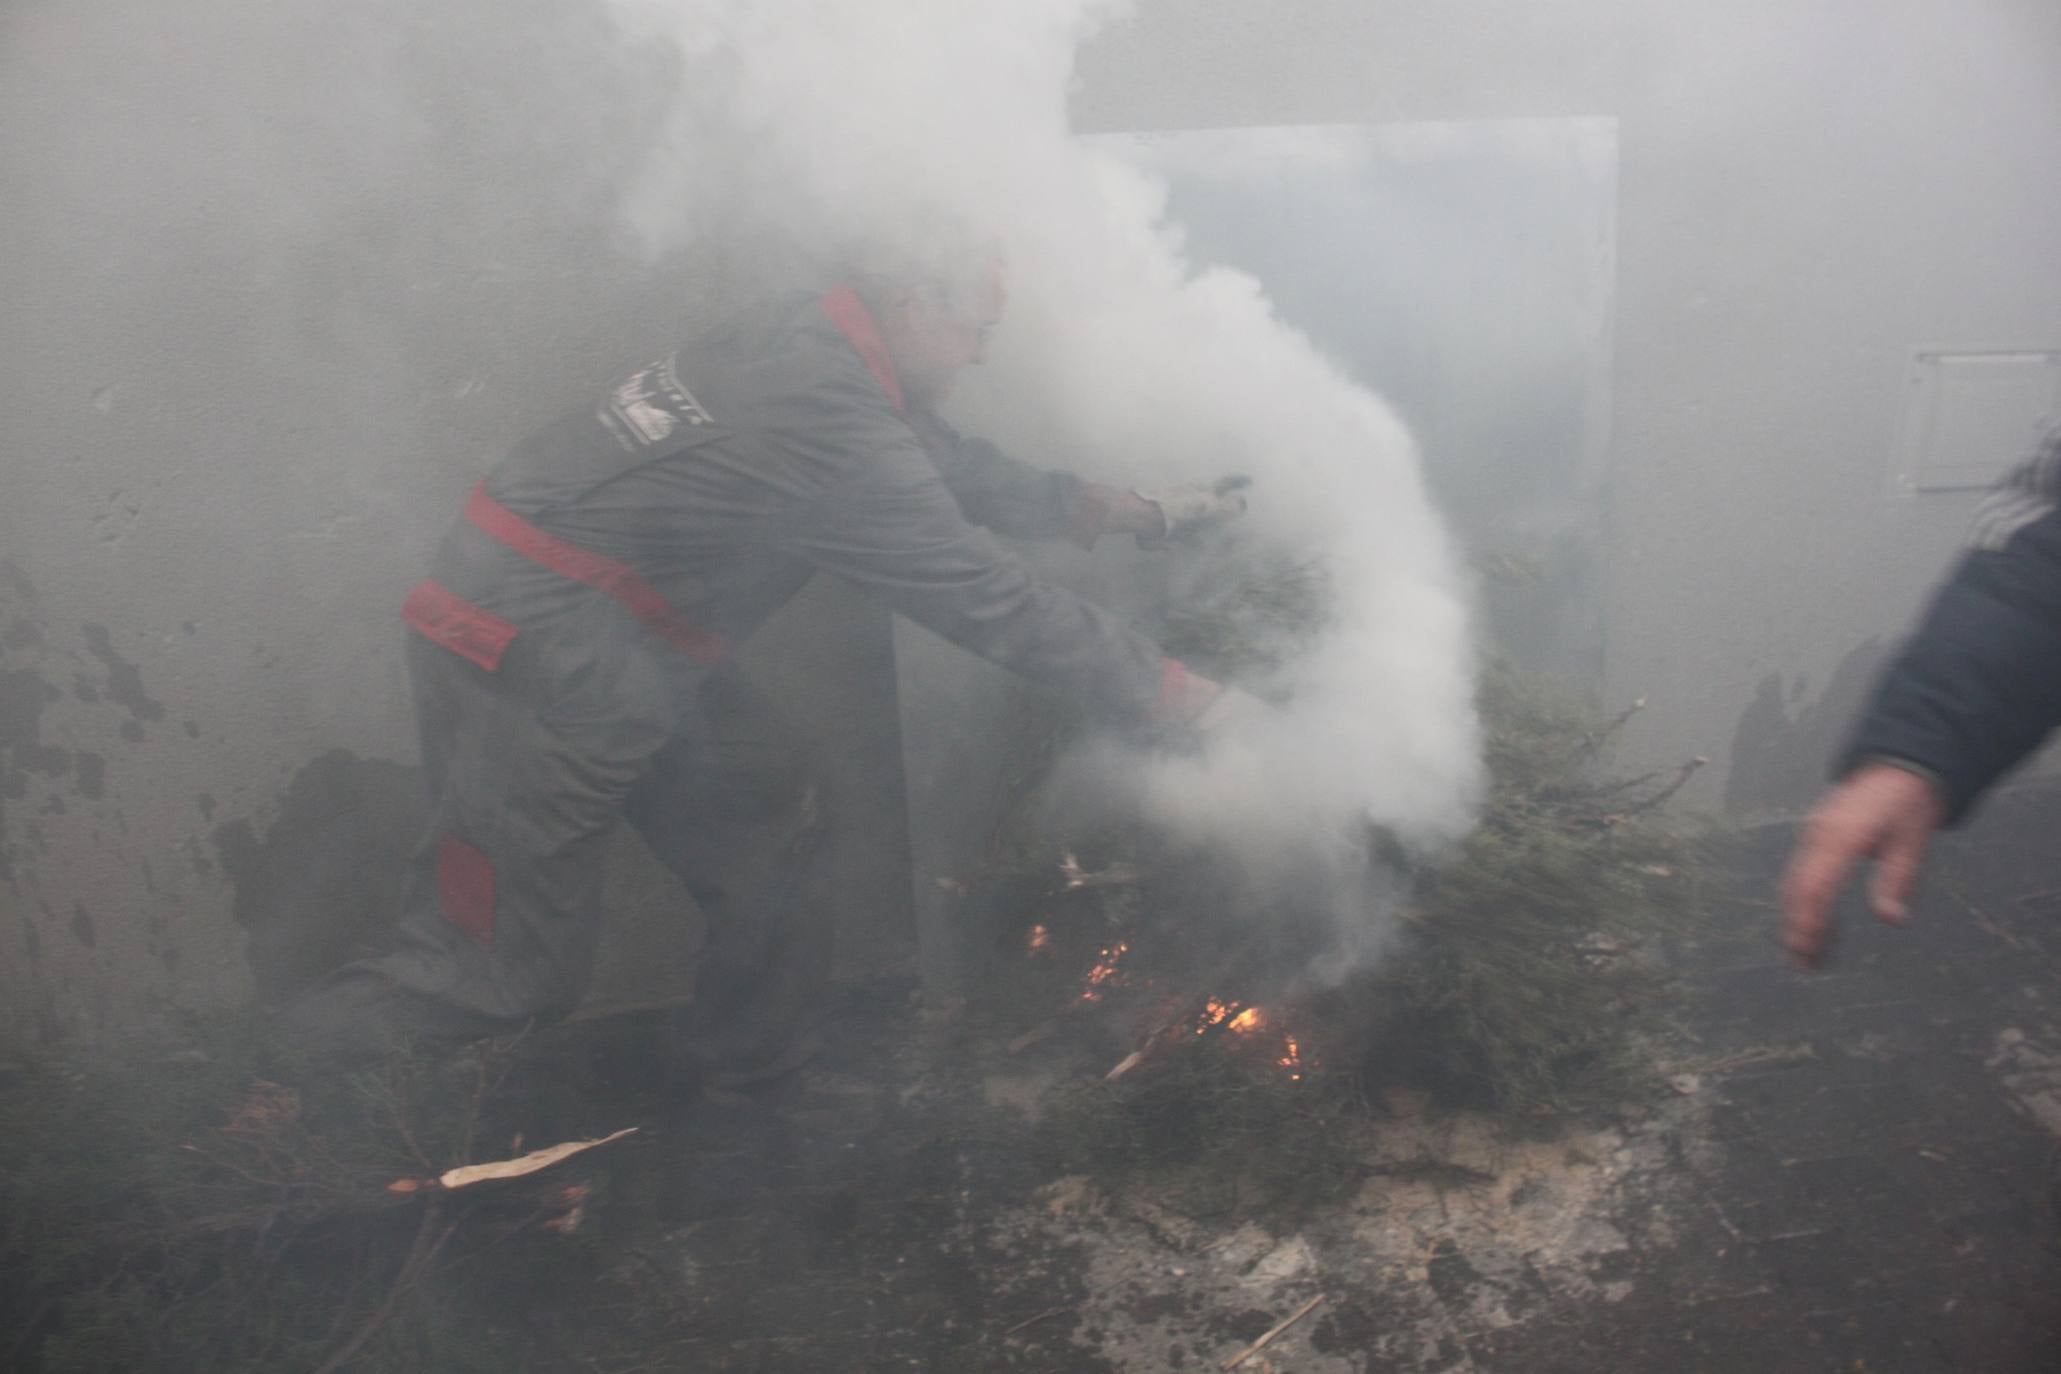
[849,232,1007,404]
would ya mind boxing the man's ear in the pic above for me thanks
[876,285,921,325]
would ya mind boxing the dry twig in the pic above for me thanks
[310,1198,456,1374]
[1221,1293,1326,1369]
[1008,1020,1060,1055]
[1600,756,1706,827]
[1002,1306,1073,1337]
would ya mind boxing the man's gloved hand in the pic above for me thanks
[1133,475,1251,549]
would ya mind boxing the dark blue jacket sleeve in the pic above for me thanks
[1840,434,2061,823]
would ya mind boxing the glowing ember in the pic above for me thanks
[1026,924,1051,954]
[1279,1034,1304,1080]
[1228,1007,1265,1034]
[1079,942,1130,1002]
[1196,998,1239,1034]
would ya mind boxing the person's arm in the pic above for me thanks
[1781,432,2061,967]
[1836,494,2061,821]
[781,424,1210,722]
[1779,762,1946,968]
[908,408,1246,549]
[906,407,1133,546]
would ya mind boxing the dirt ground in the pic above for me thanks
[432,784,2061,1374]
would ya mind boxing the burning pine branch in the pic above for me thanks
[1105,995,1307,1084]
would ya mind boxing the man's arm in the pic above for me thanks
[906,407,1129,546]
[1781,430,2061,967]
[780,427,1208,722]
[906,408,1245,549]
[1838,444,2061,822]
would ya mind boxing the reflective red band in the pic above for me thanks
[821,286,905,413]
[402,579,518,672]
[437,835,496,948]
[1152,657,1219,720]
[463,482,730,666]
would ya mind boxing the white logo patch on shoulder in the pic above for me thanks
[599,353,715,452]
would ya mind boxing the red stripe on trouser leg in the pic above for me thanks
[437,835,497,947]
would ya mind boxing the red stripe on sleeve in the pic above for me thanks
[820,286,906,412]
[402,579,519,672]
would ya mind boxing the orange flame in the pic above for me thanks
[1026,924,1051,954]
[1194,998,1304,1079]
[1079,942,1130,1002]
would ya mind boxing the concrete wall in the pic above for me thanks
[7,0,2061,1047]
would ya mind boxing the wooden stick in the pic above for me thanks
[1221,1293,1326,1370]
[1003,1306,1073,1336]
[434,1127,638,1191]
[1008,1020,1060,1055]
[1103,1050,1146,1081]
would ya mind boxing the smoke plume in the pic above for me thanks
[607,0,1484,939]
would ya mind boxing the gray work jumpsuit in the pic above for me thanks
[287,288,1196,1065]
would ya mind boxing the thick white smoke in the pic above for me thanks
[607,0,1483,906]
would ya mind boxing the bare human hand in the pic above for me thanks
[1778,761,1947,970]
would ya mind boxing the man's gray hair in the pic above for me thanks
[843,215,1004,317]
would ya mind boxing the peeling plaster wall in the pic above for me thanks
[0,2,907,1050]
[0,5,677,1050]
[1074,0,2061,814]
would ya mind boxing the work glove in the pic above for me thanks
[1134,475,1251,549]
